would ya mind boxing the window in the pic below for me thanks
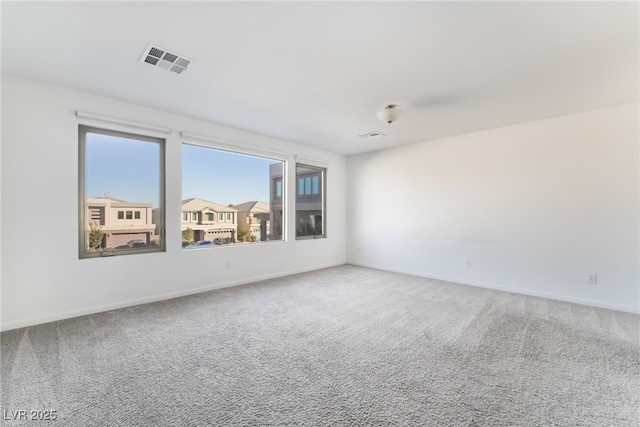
[90,207,104,224]
[296,164,325,239]
[79,125,165,258]
[182,143,285,246]
[297,176,319,196]
[205,212,214,221]
[182,212,189,221]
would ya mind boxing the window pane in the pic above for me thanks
[182,144,285,247]
[80,126,165,258]
[305,177,311,194]
[296,164,325,239]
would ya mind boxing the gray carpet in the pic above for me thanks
[1,265,639,426]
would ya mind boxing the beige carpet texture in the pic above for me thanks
[1,265,639,426]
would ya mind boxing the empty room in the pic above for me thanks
[1,1,638,426]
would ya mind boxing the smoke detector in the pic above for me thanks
[140,43,192,75]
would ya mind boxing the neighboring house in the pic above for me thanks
[269,163,284,240]
[86,197,156,248]
[180,198,238,243]
[234,201,271,241]
[294,166,323,236]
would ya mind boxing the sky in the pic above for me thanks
[86,133,160,206]
[182,144,277,206]
[86,133,278,208]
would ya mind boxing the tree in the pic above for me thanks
[237,229,249,242]
[88,221,104,251]
[182,227,194,243]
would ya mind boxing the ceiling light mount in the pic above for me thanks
[377,104,404,124]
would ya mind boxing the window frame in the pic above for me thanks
[295,163,326,240]
[78,125,166,258]
[181,139,288,246]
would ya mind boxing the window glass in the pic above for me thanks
[296,164,325,239]
[182,144,285,247]
[79,126,165,258]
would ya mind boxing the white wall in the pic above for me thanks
[348,103,639,312]
[1,75,347,330]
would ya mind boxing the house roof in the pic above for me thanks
[88,197,151,207]
[88,196,127,203]
[233,201,270,214]
[181,198,238,213]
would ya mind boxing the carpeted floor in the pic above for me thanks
[1,265,639,426]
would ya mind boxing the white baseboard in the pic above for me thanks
[348,261,640,315]
[0,262,346,331]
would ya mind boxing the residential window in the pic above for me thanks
[205,213,214,221]
[79,125,165,258]
[182,212,189,221]
[297,176,320,196]
[182,143,286,246]
[296,164,325,239]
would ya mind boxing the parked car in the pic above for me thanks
[116,239,147,250]
[184,240,215,249]
[128,240,147,248]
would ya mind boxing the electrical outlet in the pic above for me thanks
[465,259,471,269]
[588,274,597,284]
[226,261,231,270]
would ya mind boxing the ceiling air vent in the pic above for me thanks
[358,131,386,139]
[140,44,192,75]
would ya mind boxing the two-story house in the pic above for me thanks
[181,198,238,243]
[86,197,156,249]
[269,163,284,240]
[234,201,271,242]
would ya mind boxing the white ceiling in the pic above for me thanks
[2,1,638,155]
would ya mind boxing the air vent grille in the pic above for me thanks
[140,44,192,75]
[358,131,386,139]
